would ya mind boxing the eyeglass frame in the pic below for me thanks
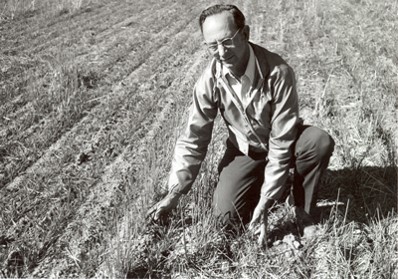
[203,28,242,54]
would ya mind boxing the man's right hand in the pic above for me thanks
[248,196,273,247]
[146,191,182,222]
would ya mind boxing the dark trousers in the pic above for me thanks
[212,125,335,226]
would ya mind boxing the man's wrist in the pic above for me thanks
[258,195,274,209]
[169,183,184,198]
[169,189,183,198]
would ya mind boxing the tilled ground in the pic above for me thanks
[1,0,397,277]
[0,0,217,276]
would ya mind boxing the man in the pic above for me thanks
[147,4,334,245]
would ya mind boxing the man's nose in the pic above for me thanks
[217,43,227,57]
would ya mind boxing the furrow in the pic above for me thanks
[2,0,128,54]
[0,9,200,188]
[0,0,173,109]
[1,17,203,275]
[0,1,187,121]
[34,47,206,278]
[0,1,109,44]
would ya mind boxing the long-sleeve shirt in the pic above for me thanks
[168,42,300,201]
[224,44,257,109]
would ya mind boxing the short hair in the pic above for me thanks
[199,4,245,33]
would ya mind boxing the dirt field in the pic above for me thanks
[0,0,211,275]
[1,0,397,277]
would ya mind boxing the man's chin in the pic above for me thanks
[221,62,238,73]
[220,60,237,71]
[220,57,234,65]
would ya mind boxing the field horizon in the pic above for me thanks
[1,0,397,278]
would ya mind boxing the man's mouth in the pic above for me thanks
[220,56,233,62]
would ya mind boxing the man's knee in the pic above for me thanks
[212,190,253,228]
[296,126,335,160]
[212,202,245,230]
[314,128,334,159]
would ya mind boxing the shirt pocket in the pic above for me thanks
[250,87,272,128]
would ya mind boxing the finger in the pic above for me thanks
[248,213,261,231]
[147,204,163,221]
[248,221,257,232]
[154,209,162,221]
[248,223,262,236]
[146,206,157,219]
[249,225,261,236]
[258,222,267,246]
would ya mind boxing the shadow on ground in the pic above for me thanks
[318,165,397,224]
[263,165,397,244]
[125,165,397,278]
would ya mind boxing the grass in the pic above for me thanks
[113,0,398,277]
[0,0,397,277]
[0,0,93,20]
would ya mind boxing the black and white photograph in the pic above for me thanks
[0,0,397,278]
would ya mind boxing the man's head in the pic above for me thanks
[199,5,250,77]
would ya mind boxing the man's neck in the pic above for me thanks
[230,44,250,78]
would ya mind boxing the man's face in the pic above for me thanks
[202,11,249,76]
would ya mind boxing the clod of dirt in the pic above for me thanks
[282,234,303,250]
[76,152,91,165]
[77,71,98,89]
[302,225,323,239]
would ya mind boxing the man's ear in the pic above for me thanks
[243,25,250,41]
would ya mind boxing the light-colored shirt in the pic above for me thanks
[168,42,300,202]
[224,45,256,108]
[221,45,265,154]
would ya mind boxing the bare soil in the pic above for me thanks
[1,0,212,276]
[1,0,397,277]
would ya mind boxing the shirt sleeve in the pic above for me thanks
[167,74,218,194]
[261,65,299,200]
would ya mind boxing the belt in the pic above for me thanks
[226,139,268,160]
[248,145,268,160]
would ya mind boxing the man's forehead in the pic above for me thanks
[202,11,236,32]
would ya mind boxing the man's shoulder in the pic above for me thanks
[193,59,219,99]
[251,43,293,77]
[195,58,219,89]
[251,43,287,65]
[201,58,217,78]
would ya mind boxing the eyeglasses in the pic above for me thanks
[204,28,242,54]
